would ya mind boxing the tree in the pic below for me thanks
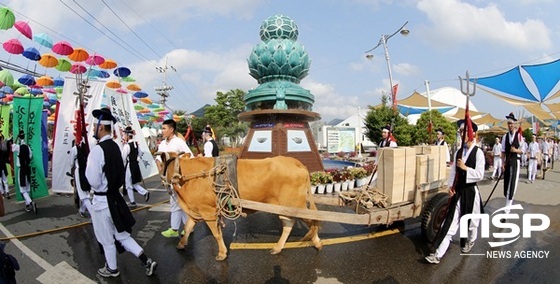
[202,89,249,147]
[363,94,413,146]
[413,110,456,145]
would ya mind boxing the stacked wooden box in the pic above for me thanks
[377,147,416,204]
[413,145,448,184]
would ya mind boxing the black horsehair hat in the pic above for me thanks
[456,119,478,132]
[92,107,117,125]
[124,126,135,135]
[436,128,444,135]
[506,112,517,122]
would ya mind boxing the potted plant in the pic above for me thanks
[349,167,368,187]
[345,167,355,189]
[310,171,330,194]
[328,169,344,192]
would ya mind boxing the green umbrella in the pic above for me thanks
[11,81,25,89]
[134,104,144,110]
[0,7,15,30]
[121,76,135,82]
[0,69,14,87]
[15,87,29,95]
[55,58,72,72]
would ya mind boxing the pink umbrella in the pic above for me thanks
[14,21,32,40]
[85,54,105,66]
[69,63,87,74]
[116,88,128,94]
[52,41,74,56]
[3,39,23,54]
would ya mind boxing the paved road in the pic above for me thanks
[0,164,558,283]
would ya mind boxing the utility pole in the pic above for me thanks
[155,57,176,110]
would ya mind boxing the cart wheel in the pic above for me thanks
[421,193,449,243]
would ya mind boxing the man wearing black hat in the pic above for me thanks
[379,125,397,148]
[434,128,450,164]
[85,107,157,278]
[122,126,150,207]
[426,119,484,264]
[500,112,523,215]
[200,127,219,157]
[12,130,35,213]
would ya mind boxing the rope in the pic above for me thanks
[211,163,245,221]
[339,185,388,211]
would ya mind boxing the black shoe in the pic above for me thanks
[25,204,31,212]
[78,211,87,218]
[144,192,150,202]
[144,258,157,276]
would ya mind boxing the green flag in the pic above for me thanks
[12,97,48,201]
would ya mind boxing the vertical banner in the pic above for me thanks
[12,96,48,201]
[41,110,49,177]
[0,105,13,185]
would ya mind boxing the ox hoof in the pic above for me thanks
[215,254,227,261]
[315,242,323,251]
[270,248,282,255]
[176,244,186,250]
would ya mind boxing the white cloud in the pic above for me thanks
[417,0,551,50]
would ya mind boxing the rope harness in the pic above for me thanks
[159,153,245,221]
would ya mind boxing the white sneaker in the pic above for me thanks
[462,241,475,253]
[425,253,440,264]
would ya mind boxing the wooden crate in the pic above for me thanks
[378,147,416,204]
[418,145,447,181]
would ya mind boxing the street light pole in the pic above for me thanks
[365,21,409,110]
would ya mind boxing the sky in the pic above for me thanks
[1,0,559,123]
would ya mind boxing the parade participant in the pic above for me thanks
[122,126,149,207]
[491,137,502,180]
[434,128,450,164]
[520,138,528,168]
[379,125,397,148]
[426,119,484,264]
[0,135,10,199]
[541,138,551,168]
[155,119,193,238]
[68,140,91,218]
[85,108,157,278]
[200,127,219,157]
[501,113,523,215]
[527,134,539,183]
[12,130,35,213]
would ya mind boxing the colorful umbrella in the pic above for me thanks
[33,33,53,48]
[121,76,135,82]
[96,70,110,78]
[0,70,14,87]
[133,91,148,98]
[38,53,58,68]
[3,39,23,54]
[22,47,41,61]
[140,97,152,104]
[14,21,32,39]
[116,88,128,94]
[69,63,87,74]
[53,77,64,87]
[0,7,15,30]
[68,47,88,62]
[99,59,117,69]
[43,88,56,94]
[106,80,121,89]
[85,54,104,66]
[18,74,35,86]
[127,83,141,91]
[55,58,72,72]
[0,86,13,94]
[36,75,54,87]
[134,105,144,110]
[52,41,74,56]
[114,67,131,78]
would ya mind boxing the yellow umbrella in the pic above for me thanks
[106,80,121,89]
[140,97,152,104]
[99,59,117,69]
[38,53,59,68]
[127,83,141,91]
[36,75,54,87]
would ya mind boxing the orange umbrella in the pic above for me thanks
[140,97,152,104]
[127,83,141,91]
[68,47,89,62]
[36,75,54,87]
[105,80,121,89]
[99,59,117,69]
[38,53,58,68]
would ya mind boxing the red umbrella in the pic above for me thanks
[70,63,87,74]
[52,41,74,56]
[14,21,32,40]
[85,54,105,66]
[3,39,24,54]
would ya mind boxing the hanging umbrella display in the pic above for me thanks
[52,41,74,56]
[113,67,131,78]
[121,76,135,82]
[69,63,87,74]
[127,83,141,91]
[22,47,41,61]
[15,86,29,95]
[0,7,15,30]
[68,47,88,62]
[0,70,14,87]
[18,74,36,86]
[55,58,72,72]
[105,80,121,89]
[85,54,104,66]
[53,77,64,87]
[3,39,24,54]
[0,86,13,94]
[99,58,117,69]
[140,97,152,104]
[33,33,53,48]
[14,21,32,39]
[36,75,54,87]
[38,53,58,68]
[133,91,148,98]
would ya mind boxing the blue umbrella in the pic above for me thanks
[22,47,41,61]
[53,77,64,87]
[133,91,149,98]
[113,66,131,78]
[18,74,35,86]
[0,85,13,94]
[30,88,43,95]
[33,33,53,48]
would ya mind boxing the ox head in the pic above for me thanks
[153,151,191,192]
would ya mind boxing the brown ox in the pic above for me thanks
[159,153,322,261]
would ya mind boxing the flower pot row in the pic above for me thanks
[310,177,371,194]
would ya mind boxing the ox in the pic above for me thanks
[158,153,322,261]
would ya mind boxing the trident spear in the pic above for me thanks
[433,71,476,244]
